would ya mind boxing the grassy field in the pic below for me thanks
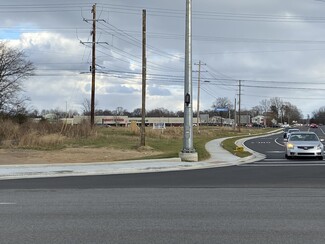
[0,119,277,161]
[56,126,275,160]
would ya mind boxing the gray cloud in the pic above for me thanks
[148,86,172,96]
[106,85,139,94]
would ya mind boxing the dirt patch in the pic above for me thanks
[0,147,161,165]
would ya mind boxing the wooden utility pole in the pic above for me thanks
[80,4,106,127]
[90,4,96,127]
[140,9,147,146]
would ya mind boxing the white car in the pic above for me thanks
[284,132,324,160]
[283,128,300,139]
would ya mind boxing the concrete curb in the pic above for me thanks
[0,160,244,181]
[0,157,182,168]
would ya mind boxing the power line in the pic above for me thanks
[242,84,325,91]
[196,47,325,55]
[205,81,325,91]
[82,20,184,73]
[4,2,325,24]
[97,21,184,61]
[243,93,325,100]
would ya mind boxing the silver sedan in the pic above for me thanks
[284,132,324,160]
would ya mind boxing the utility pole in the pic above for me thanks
[234,97,237,130]
[194,60,206,133]
[179,0,198,162]
[238,80,242,132]
[80,4,106,127]
[140,9,147,147]
[90,4,96,127]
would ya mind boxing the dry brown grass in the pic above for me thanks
[18,133,66,148]
[0,119,94,149]
[144,127,183,139]
[0,120,20,142]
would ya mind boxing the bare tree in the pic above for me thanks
[147,107,171,117]
[82,98,99,116]
[212,97,233,125]
[282,102,302,124]
[270,97,284,121]
[115,107,125,116]
[259,99,271,116]
[257,99,271,126]
[82,98,92,116]
[0,42,34,113]
[312,107,325,124]
[131,108,142,117]
[212,97,233,110]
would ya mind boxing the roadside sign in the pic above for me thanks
[215,107,229,112]
[153,122,166,129]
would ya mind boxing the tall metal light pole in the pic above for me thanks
[179,0,198,162]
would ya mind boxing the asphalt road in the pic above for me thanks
[244,132,285,159]
[2,188,325,244]
[2,126,325,243]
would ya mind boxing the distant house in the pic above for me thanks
[44,113,57,120]
[251,115,265,125]
[42,113,59,123]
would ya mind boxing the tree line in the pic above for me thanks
[311,107,325,125]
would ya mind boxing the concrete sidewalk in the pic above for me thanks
[0,137,265,180]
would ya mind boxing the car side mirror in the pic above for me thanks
[321,139,325,142]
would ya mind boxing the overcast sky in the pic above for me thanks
[2,0,325,117]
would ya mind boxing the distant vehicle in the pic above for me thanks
[310,123,319,128]
[280,123,290,128]
[283,127,292,132]
[284,132,324,160]
[283,128,300,139]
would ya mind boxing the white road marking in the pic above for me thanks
[263,159,286,161]
[249,141,271,144]
[241,158,325,167]
[265,151,285,153]
[241,164,325,167]
[0,202,16,205]
[274,137,284,147]
[320,127,325,135]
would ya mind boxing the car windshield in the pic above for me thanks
[290,134,318,141]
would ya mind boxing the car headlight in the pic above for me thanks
[287,143,294,149]
[317,144,323,150]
